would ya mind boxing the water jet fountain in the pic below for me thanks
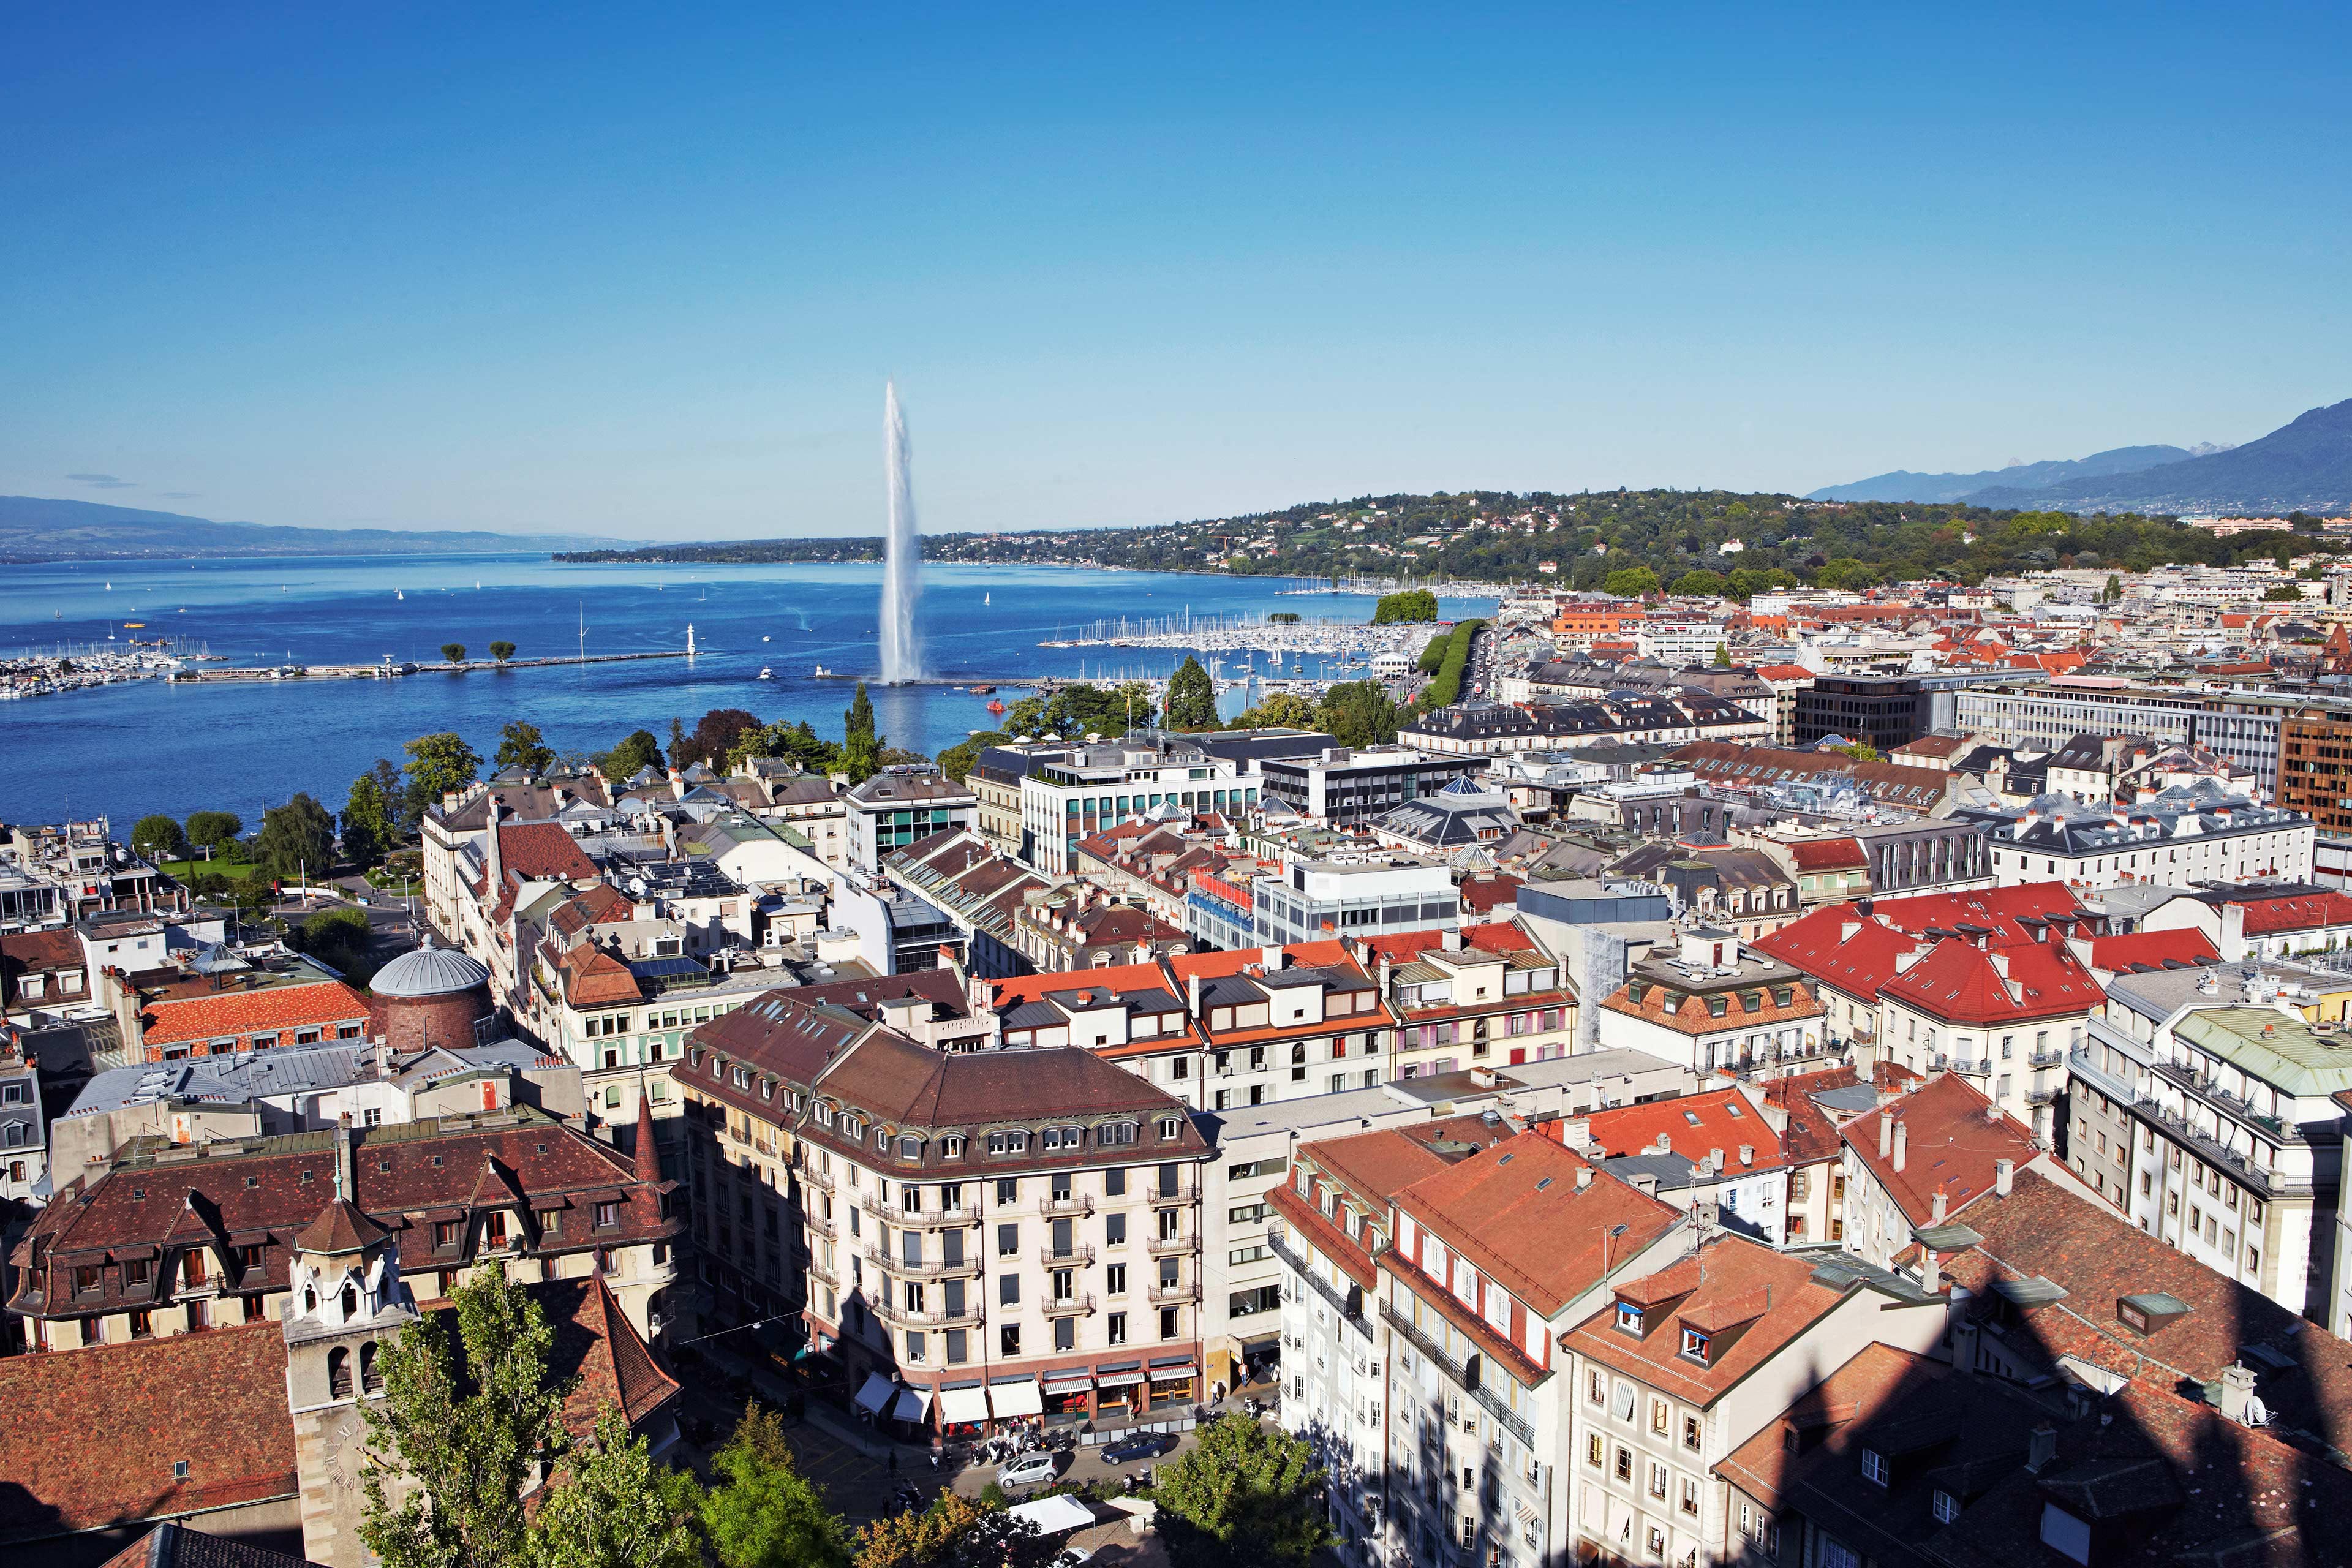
[878,380,921,684]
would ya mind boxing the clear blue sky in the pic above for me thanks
[4,4,2346,540]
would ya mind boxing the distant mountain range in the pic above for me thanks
[1807,445,2198,505]
[1811,397,2352,515]
[0,496,633,562]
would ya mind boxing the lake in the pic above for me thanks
[0,554,1496,826]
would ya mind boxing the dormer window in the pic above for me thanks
[1616,1302,1645,1334]
[1860,1449,1889,1486]
[942,1136,965,1159]
[1932,1489,1959,1524]
[1680,1326,1712,1363]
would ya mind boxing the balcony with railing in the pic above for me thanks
[1038,1191,1095,1219]
[1147,1179,1201,1205]
[867,1245,984,1280]
[2029,1047,2067,1069]
[1379,1303,1534,1446]
[1039,1245,1096,1269]
[1147,1231,1199,1257]
[2149,1060,2300,1144]
[2132,1093,2306,1198]
[807,1254,838,1287]
[859,1191,977,1229]
[803,1210,836,1239]
[1148,1281,1200,1306]
[871,1294,986,1329]
[1041,1291,1097,1317]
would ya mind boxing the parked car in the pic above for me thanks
[1101,1431,1175,1464]
[997,1451,1060,1490]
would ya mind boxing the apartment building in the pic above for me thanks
[1256,746,1478,827]
[1169,941,1396,1111]
[1835,1072,2073,1272]
[1213,1050,1693,1399]
[1018,738,1257,876]
[2277,698,2352,839]
[1560,1230,1945,1568]
[2068,960,2352,1327]
[6,1104,679,1352]
[1953,677,2204,753]
[1978,786,2315,891]
[1552,1087,1792,1245]
[1250,857,1460,946]
[1872,922,2101,1143]
[988,962,1199,1101]
[682,994,1213,1432]
[1596,927,1830,1077]
[1378,1133,1686,1568]
[1360,924,1578,1079]
[0,1041,45,1215]
[844,769,978,875]
[1266,1114,1517,1566]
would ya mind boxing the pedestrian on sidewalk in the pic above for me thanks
[888,1450,898,1475]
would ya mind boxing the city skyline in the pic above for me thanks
[4,5,2348,539]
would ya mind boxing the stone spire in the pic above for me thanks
[632,1091,663,1186]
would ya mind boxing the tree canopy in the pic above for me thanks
[132,813,188,862]
[701,1403,850,1568]
[1152,1412,1330,1568]
[254,793,336,880]
[1319,678,1398,747]
[402,731,481,812]
[341,767,401,867]
[495,721,555,775]
[598,728,663,783]
[440,643,467,664]
[1164,655,1218,729]
[1370,588,1439,623]
[185,810,244,856]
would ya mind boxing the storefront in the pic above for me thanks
[989,1374,1045,1427]
[1093,1361,1145,1419]
[937,1381,991,1436]
[1042,1369,1093,1420]
[1147,1356,1197,1408]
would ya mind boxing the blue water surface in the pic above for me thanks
[0,554,1495,825]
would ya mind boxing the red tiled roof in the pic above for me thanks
[2087,927,2220,972]
[1787,837,1867,873]
[0,1324,296,1542]
[1842,1073,2041,1226]
[1392,1132,1678,1317]
[1750,664,1813,682]
[559,944,641,1006]
[497,823,598,882]
[1459,874,1523,914]
[989,962,1178,1010]
[1564,1234,1848,1404]
[1878,934,2103,1026]
[2233,890,2352,935]
[1360,922,1540,960]
[1565,1086,1786,1172]
[1601,975,1823,1036]
[141,980,371,1048]
[1167,939,1353,979]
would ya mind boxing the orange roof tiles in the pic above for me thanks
[2087,927,2220,971]
[1878,935,2103,1027]
[1392,1131,1678,1317]
[1566,1086,1786,1172]
[141,979,370,1048]
[496,822,598,882]
[1787,837,1867,873]
[1563,1234,1849,1404]
[1842,1073,2040,1226]
[2233,890,2352,935]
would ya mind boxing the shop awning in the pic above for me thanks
[853,1372,895,1415]
[1095,1369,1145,1389]
[989,1376,1044,1417]
[891,1386,933,1424]
[938,1384,992,1425]
[1042,1371,1094,1393]
[1148,1359,1197,1382]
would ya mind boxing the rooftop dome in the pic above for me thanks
[372,941,491,999]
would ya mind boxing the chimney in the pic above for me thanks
[1188,970,1206,1017]
[1575,1166,1594,1191]
[1930,1186,1948,1223]
[1856,1052,1875,1084]
[1995,1158,2015,1197]
[1985,1102,2002,1125]
[1738,1143,1754,1166]
[335,1111,356,1202]
[1893,1120,1909,1172]
[1263,944,1285,970]
[2025,1423,2058,1473]
[483,803,505,895]
[1558,1118,1593,1152]
[2218,1362,2258,1427]
[1441,927,1464,952]
[1708,1147,1725,1171]
[1879,1115,1895,1159]
[1919,1246,1941,1295]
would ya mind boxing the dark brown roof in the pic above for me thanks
[0,1324,296,1544]
[12,1111,672,1320]
[99,1522,323,1568]
[292,1198,386,1256]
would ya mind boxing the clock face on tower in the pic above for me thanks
[323,1411,366,1497]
